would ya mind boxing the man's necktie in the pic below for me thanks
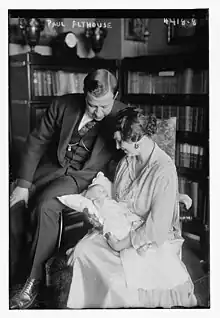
[67,120,98,152]
[78,120,97,137]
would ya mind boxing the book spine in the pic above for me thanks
[163,105,169,119]
[178,176,184,193]
[32,70,39,97]
[199,107,204,133]
[185,106,191,132]
[199,147,204,169]
[194,146,199,169]
[191,145,196,169]
[197,185,204,219]
[186,144,191,168]
[176,143,180,167]
[55,71,60,96]
[183,144,188,167]
[191,181,199,218]
[46,70,52,96]
[37,71,43,96]
[127,71,131,93]
[42,71,48,96]
[70,73,77,93]
[182,68,194,94]
[192,107,198,133]
[176,106,180,131]
[190,145,194,168]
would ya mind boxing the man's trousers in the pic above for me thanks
[10,175,87,283]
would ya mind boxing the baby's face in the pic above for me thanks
[85,184,109,200]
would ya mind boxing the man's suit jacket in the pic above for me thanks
[17,94,126,192]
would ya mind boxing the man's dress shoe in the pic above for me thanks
[10,278,40,309]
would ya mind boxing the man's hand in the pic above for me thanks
[10,186,29,208]
[105,233,131,252]
[82,208,103,231]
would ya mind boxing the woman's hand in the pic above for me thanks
[10,186,29,208]
[105,233,131,252]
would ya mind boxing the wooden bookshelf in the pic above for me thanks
[121,94,209,106]
[176,131,208,146]
[177,167,207,182]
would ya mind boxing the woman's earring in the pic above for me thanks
[134,143,139,149]
[114,91,119,100]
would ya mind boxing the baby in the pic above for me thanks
[58,175,142,240]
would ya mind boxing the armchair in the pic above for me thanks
[57,117,192,251]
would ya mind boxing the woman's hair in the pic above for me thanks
[83,69,118,97]
[115,106,157,142]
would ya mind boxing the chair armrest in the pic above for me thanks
[179,193,192,210]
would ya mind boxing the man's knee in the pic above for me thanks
[33,197,63,223]
[10,201,28,236]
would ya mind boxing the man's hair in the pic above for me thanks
[83,69,118,97]
[115,106,157,142]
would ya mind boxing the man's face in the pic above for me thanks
[85,90,115,121]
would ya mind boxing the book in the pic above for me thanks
[42,71,47,96]
[179,144,184,167]
[185,106,193,132]
[175,142,180,167]
[191,182,199,218]
[46,70,53,96]
[51,71,57,96]
[185,144,191,168]
[192,107,199,133]
[178,107,185,131]
[37,71,43,96]
[32,70,39,97]
[182,68,194,94]
[198,147,204,169]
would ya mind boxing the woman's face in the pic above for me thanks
[114,131,139,156]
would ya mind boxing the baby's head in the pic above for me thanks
[85,184,109,201]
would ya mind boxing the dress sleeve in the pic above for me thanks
[130,166,178,249]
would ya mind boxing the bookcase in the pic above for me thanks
[120,53,209,257]
[9,52,118,169]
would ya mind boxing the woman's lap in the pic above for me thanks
[67,232,137,308]
[67,232,197,308]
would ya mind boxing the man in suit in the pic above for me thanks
[9,69,125,309]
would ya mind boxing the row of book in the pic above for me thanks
[178,176,207,223]
[127,68,208,94]
[176,143,204,169]
[32,70,87,97]
[129,104,206,133]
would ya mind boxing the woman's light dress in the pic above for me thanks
[67,143,197,308]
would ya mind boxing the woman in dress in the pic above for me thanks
[66,107,197,308]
